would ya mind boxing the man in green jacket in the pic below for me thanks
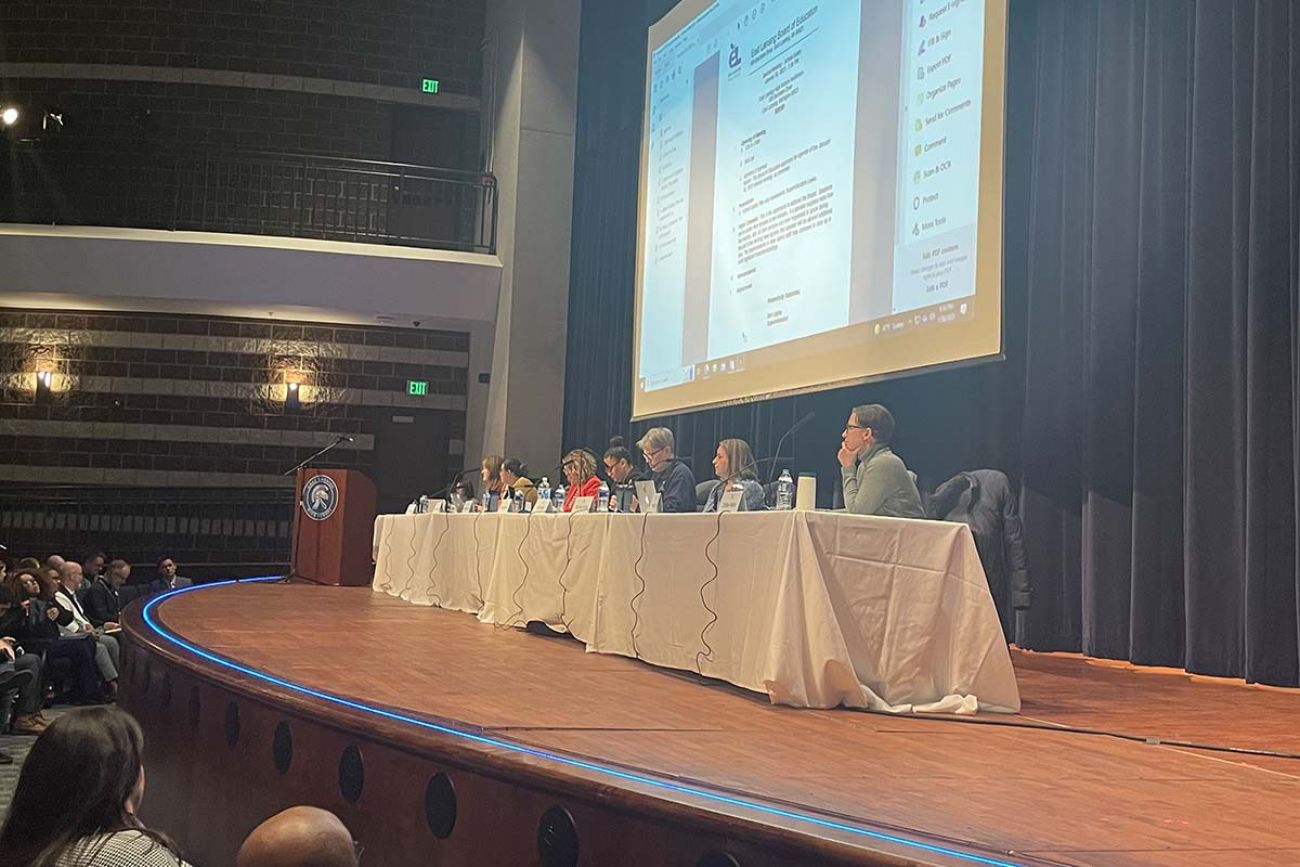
[837,403,925,518]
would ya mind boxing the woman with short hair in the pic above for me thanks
[0,707,192,866]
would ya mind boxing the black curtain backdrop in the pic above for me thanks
[563,0,1300,685]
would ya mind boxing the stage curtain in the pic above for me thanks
[1016,0,1300,685]
[566,0,1300,685]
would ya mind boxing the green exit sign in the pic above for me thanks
[421,78,440,94]
[407,380,429,396]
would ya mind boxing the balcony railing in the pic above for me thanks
[0,143,498,254]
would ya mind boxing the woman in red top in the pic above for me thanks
[561,449,601,512]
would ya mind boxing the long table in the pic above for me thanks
[371,509,1020,713]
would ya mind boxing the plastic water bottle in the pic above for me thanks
[418,494,430,514]
[537,477,551,510]
[554,484,566,511]
[513,489,525,513]
[596,481,610,513]
[776,469,795,510]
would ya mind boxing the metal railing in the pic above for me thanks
[0,485,292,579]
[0,143,498,254]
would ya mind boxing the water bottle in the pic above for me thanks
[418,494,430,514]
[537,477,551,510]
[730,480,747,511]
[554,484,566,511]
[596,481,610,513]
[776,469,795,510]
[450,490,463,512]
[486,490,499,513]
[513,489,525,513]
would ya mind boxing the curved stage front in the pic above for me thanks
[121,580,1300,867]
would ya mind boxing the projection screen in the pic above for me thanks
[632,0,1007,420]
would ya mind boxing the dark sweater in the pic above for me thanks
[653,459,697,513]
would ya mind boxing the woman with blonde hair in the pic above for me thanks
[561,449,601,512]
[703,438,767,512]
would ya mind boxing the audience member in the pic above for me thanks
[637,427,696,513]
[703,438,766,512]
[85,560,130,629]
[236,806,359,867]
[500,458,538,508]
[0,583,47,736]
[560,449,601,512]
[54,562,120,699]
[837,404,925,518]
[45,554,65,571]
[0,707,191,866]
[3,569,101,706]
[155,557,192,591]
[81,550,107,584]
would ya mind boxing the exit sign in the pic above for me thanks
[421,79,440,94]
[407,380,429,396]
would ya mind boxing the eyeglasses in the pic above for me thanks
[353,840,365,863]
[642,446,665,461]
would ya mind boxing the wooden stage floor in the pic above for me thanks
[153,582,1300,866]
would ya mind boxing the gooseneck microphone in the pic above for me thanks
[762,410,816,483]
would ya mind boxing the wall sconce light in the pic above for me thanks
[285,380,301,412]
[35,370,53,403]
[0,107,18,127]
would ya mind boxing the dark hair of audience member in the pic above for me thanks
[0,707,183,867]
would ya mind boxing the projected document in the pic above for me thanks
[635,0,1007,419]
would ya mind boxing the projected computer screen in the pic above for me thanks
[632,0,1007,420]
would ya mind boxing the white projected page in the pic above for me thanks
[637,0,995,405]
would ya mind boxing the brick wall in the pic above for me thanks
[0,0,485,95]
[0,309,469,489]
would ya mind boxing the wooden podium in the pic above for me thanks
[290,468,377,586]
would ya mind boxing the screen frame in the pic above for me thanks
[630,0,1009,422]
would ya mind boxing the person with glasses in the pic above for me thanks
[602,437,646,511]
[561,449,602,512]
[636,427,697,513]
[837,403,924,518]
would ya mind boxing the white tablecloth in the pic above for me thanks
[372,510,1020,713]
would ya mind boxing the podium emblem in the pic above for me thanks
[301,474,339,521]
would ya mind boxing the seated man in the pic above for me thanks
[84,559,130,629]
[837,403,925,518]
[636,427,696,513]
[237,806,359,867]
[154,556,193,591]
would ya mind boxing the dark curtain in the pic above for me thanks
[566,0,1300,684]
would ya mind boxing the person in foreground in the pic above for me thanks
[703,438,766,512]
[637,427,696,512]
[837,403,925,518]
[0,707,192,866]
[236,806,358,867]
[561,449,602,511]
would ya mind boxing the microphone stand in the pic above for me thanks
[764,411,815,483]
[283,436,353,582]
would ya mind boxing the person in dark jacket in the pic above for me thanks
[928,469,1031,641]
[2,570,102,705]
[84,559,132,629]
[636,427,696,513]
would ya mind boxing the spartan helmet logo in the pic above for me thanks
[301,475,339,521]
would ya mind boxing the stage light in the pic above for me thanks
[0,107,18,127]
[285,381,301,411]
[35,370,53,403]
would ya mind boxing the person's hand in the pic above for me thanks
[105,621,120,630]
[81,622,95,633]
[837,444,858,468]
[46,606,61,622]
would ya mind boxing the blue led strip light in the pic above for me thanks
[141,579,1024,867]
